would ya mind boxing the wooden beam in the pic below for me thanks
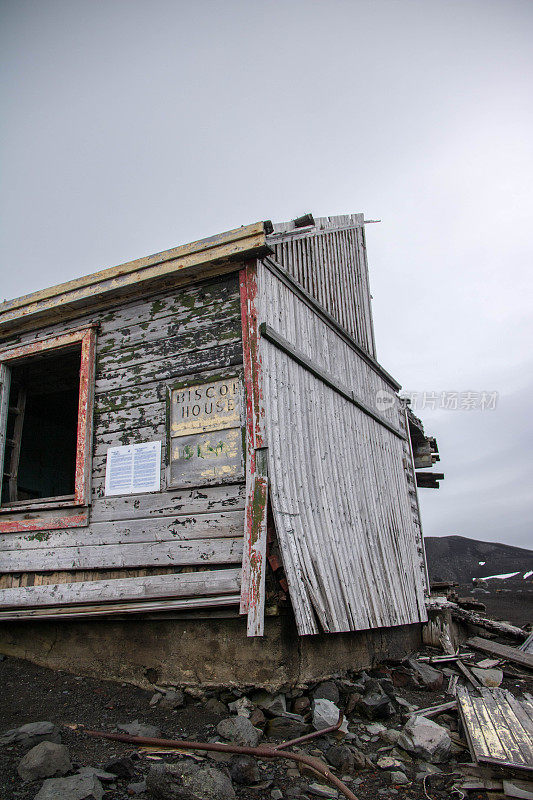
[262,257,401,392]
[456,658,483,688]
[0,364,11,502]
[239,264,268,636]
[467,637,533,670]
[0,568,241,608]
[260,322,405,440]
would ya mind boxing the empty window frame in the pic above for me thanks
[0,328,96,528]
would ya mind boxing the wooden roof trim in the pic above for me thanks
[0,221,270,334]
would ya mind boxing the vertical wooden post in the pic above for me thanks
[0,363,11,502]
[74,328,97,506]
[403,406,430,597]
[8,385,26,502]
[239,262,268,636]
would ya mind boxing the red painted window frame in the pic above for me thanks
[0,326,96,532]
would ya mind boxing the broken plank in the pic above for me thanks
[467,637,533,671]
[414,700,457,718]
[457,686,533,774]
[0,594,241,621]
[456,658,483,688]
[0,567,241,608]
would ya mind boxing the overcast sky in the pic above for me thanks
[1,0,532,548]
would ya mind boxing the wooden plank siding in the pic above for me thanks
[257,260,428,635]
[0,273,247,613]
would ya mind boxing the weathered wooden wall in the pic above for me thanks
[268,214,376,358]
[0,274,246,615]
[257,258,428,635]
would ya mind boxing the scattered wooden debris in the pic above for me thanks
[456,686,533,775]
[467,637,533,671]
[450,607,528,640]
[414,700,457,718]
[456,658,483,689]
[519,632,533,655]
[502,778,533,799]
[447,674,459,696]
[418,653,474,664]
[456,597,486,612]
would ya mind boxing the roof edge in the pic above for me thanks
[0,221,271,338]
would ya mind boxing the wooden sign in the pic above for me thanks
[170,377,241,436]
[169,376,243,487]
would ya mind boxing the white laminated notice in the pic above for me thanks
[105,441,161,496]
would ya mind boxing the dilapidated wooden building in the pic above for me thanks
[0,213,439,686]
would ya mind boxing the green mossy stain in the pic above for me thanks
[150,299,166,315]
[24,531,52,542]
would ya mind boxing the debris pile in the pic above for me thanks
[1,616,532,800]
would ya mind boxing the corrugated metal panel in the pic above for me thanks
[258,263,427,635]
[268,215,376,358]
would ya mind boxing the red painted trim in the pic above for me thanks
[239,264,268,631]
[0,328,90,363]
[74,329,96,505]
[0,513,88,534]
[0,327,96,531]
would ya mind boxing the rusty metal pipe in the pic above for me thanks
[273,712,344,750]
[85,729,359,800]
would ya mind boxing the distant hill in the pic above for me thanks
[424,535,533,584]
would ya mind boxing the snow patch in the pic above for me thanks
[478,561,485,566]
[479,571,520,581]
[524,570,533,580]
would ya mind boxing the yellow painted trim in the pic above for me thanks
[0,222,268,333]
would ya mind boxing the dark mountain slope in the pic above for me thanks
[424,535,533,584]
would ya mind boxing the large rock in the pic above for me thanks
[325,745,354,773]
[397,716,452,763]
[228,697,255,717]
[355,683,394,720]
[159,690,185,710]
[0,721,61,751]
[146,763,236,800]
[77,766,117,782]
[406,659,444,691]
[312,699,340,730]
[292,697,310,716]
[35,773,103,800]
[186,767,236,800]
[312,681,340,705]
[250,692,287,716]
[146,763,200,800]
[104,756,138,778]
[17,741,71,782]
[205,698,229,715]
[230,755,260,785]
[471,667,503,687]
[216,716,261,747]
[265,716,309,739]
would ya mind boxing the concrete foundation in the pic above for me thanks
[0,614,422,690]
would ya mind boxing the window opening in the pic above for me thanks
[1,347,81,505]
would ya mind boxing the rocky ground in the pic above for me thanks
[3,648,526,800]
